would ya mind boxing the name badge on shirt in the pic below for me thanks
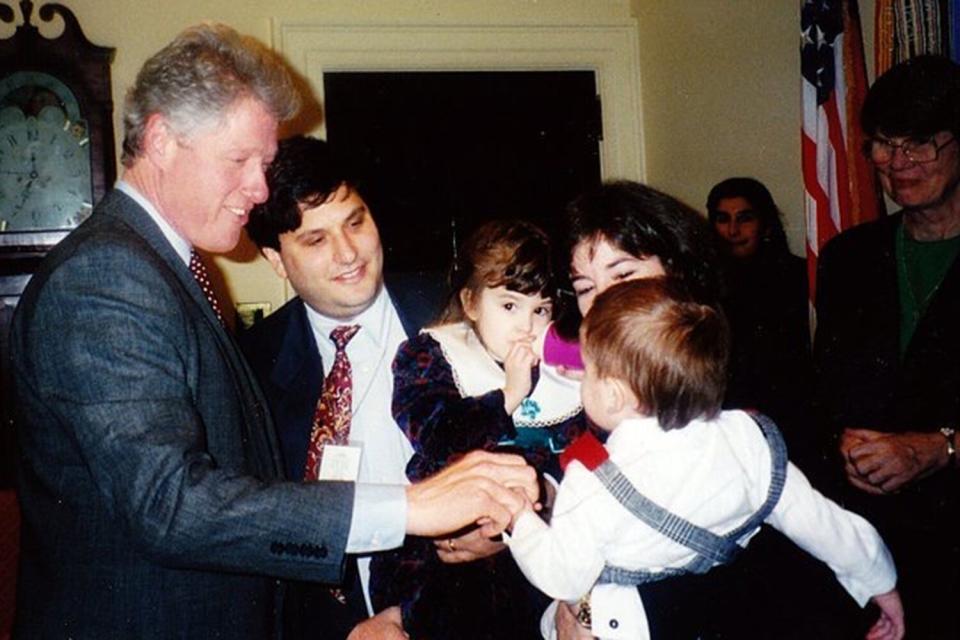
[317,444,363,481]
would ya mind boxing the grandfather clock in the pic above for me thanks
[0,0,115,484]
[0,0,115,243]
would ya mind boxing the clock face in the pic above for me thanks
[0,71,94,232]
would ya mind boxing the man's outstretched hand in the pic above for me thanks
[405,450,538,537]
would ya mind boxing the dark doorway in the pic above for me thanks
[323,71,603,274]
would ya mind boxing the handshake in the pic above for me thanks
[404,450,540,538]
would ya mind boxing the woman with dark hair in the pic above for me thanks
[551,181,730,640]
[549,181,865,640]
[699,179,869,640]
[707,177,791,258]
[555,180,722,339]
[706,177,813,463]
[817,54,960,639]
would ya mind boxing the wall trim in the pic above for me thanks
[273,21,644,181]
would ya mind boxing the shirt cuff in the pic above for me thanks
[539,600,560,640]
[346,483,407,553]
[838,536,898,606]
[502,509,546,546]
[591,583,651,640]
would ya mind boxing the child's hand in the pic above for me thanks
[508,486,536,531]
[555,365,585,381]
[865,589,904,640]
[503,339,537,414]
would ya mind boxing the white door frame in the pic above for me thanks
[273,20,645,181]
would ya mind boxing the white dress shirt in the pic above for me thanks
[506,410,897,640]
[116,181,191,265]
[306,285,415,613]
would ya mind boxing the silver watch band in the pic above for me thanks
[939,427,956,464]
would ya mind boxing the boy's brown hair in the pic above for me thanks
[581,278,729,430]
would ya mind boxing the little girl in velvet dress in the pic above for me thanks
[369,219,586,640]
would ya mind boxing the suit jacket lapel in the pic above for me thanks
[101,189,284,478]
[384,272,447,338]
[874,217,903,367]
[271,298,324,393]
[101,191,224,331]
[269,299,324,478]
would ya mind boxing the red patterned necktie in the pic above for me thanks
[189,250,225,326]
[304,324,361,480]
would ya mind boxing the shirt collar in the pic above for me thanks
[116,180,192,266]
[305,284,390,349]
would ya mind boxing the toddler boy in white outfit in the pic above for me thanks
[506,278,904,640]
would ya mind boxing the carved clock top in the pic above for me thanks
[0,1,113,60]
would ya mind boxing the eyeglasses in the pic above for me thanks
[863,135,957,164]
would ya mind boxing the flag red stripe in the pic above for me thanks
[802,122,838,304]
[801,129,839,249]
[824,97,853,231]
[803,0,879,306]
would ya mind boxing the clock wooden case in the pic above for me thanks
[0,0,115,253]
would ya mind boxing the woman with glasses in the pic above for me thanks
[816,54,960,639]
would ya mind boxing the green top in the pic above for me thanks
[896,222,960,356]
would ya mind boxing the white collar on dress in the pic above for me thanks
[425,321,582,427]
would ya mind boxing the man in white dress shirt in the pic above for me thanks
[241,135,446,639]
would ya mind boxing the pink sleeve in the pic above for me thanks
[542,323,584,370]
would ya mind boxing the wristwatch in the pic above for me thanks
[939,427,956,465]
[576,593,592,629]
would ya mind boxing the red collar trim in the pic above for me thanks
[559,431,609,472]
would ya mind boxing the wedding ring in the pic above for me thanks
[447,538,456,552]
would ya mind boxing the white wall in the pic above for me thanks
[632,0,876,255]
[28,0,854,312]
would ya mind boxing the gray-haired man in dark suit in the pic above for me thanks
[10,23,535,639]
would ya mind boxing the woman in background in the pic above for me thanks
[699,178,866,640]
[706,177,813,466]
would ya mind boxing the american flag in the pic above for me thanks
[801,0,883,301]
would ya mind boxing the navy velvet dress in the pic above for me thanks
[370,331,586,640]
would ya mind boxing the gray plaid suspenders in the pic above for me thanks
[595,413,788,586]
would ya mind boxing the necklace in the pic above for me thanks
[903,209,960,241]
[896,224,957,321]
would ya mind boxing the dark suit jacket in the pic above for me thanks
[814,212,960,638]
[10,190,356,639]
[239,273,443,638]
[816,213,960,433]
[240,275,444,480]
[814,212,960,527]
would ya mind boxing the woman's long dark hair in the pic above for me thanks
[555,180,722,337]
[706,177,791,258]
